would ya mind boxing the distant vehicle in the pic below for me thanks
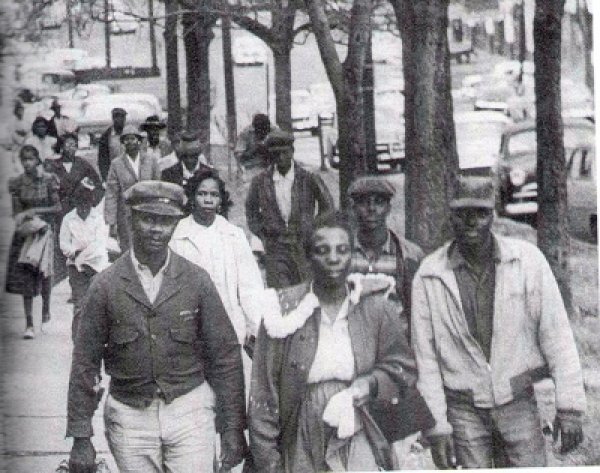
[233,36,267,66]
[109,11,139,35]
[327,108,405,171]
[84,93,164,118]
[54,83,112,101]
[454,111,511,172]
[18,67,77,99]
[496,119,595,224]
[291,89,318,133]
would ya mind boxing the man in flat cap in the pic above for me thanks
[104,125,161,252]
[161,130,211,192]
[411,176,586,469]
[140,115,173,164]
[246,129,334,288]
[98,107,128,181]
[67,181,248,473]
[347,175,424,326]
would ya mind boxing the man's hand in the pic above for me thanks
[429,434,456,469]
[219,429,248,471]
[349,376,376,407]
[69,437,96,473]
[553,411,584,454]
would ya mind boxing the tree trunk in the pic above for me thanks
[534,0,572,311]
[164,0,182,140]
[393,0,458,253]
[576,0,593,93]
[273,44,293,131]
[305,0,371,208]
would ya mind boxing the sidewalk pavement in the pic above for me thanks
[2,279,118,473]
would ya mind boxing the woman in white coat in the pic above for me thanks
[169,169,265,376]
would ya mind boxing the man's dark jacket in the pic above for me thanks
[67,251,246,438]
[98,126,114,182]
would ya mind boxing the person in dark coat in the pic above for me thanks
[67,181,248,473]
[140,115,172,164]
[98,107,127,181]
[249,211,417,471]
[245,130,334,288]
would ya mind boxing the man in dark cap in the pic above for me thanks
[104,125,161,252]
[67,181,248,473]
[161,130,211,191]
[412,176,586,469]
[98,107,127,181]
[234,113,274,181]
[246,129,334,288]
[347,175,424,326]
[140,115,172,164]
[47,98,75,139]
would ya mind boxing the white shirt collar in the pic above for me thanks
[272,161,295,182]
[181,160,201,179]
[130,248,171,276]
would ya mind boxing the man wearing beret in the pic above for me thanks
[411,176,586,468]
[67,181,247,473]
[246,129,334,288]
[104,125,161,252]
[98,107,128,181]
[347,175,424,328]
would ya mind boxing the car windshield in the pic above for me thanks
[507,126,595,157]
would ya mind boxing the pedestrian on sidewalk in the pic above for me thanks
[245,130,334,288]
[67,181,248,473]
[5,145,61,339]
[234,113,273,182]
[98,108,127,181]
[170,168,265,384]
[104,125,161,253]
[140,115,172,164]
[411,175,586,468]
[24,116,59,162]
[59,178,109,341]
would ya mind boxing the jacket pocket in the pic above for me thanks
[106,327,141,380]
[110,327,139,345]
[170,327,196,343]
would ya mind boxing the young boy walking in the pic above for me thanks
[59,178,109,339]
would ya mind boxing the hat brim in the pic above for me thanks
[131,202,185,217]
[140,123,166,131]
[449,198,495,209]
[120,133,144,143]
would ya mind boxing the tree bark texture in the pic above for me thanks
[182,4,216,146]
[164,0,182,140]
[393,0,458,253]
[305,0,372,208]
[534,0,572,311]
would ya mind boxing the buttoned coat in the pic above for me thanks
[248,282,417,472]
[104,152,161,251]
[67,251,246,438]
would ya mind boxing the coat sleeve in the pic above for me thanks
[67,274,109,437]
[311,173,334,215]
[245,178,264,238]
[98,131,110,182]
[233,228,266,338]
[248,322,285,473]
[196,271,246,434]
[104,162,119,226]
[411,273,453,437]
[533,248,586,414]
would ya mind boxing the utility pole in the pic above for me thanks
[148,0,158,73]
[222,11,237,179]
[67,0,74,48]
[363,28,377,173]
[104,0,111,68]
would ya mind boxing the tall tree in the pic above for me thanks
[392,0,458,253]
[180,0,218,146]
[164,0,182,139]
[229,1,310,131]
[534,0,572,310]
[305,0,372,206]
[575,0,593,93]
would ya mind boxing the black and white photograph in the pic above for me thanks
[0,0,598,471]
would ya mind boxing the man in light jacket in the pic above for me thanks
[411,175,586,468]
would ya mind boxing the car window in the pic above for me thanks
[507,126,594,157]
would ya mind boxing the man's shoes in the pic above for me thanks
[23,327,35,339]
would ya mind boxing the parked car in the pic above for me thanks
[54,83,112,101]
[84,93,164,119]
[496,119,596,228]
[454,111,511,172]
[18,66,78,99]
[291,89,318,133]
[232,36,267,66]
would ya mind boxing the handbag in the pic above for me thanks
[367,385,435,444]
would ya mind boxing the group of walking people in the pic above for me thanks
[6,103,587,472]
